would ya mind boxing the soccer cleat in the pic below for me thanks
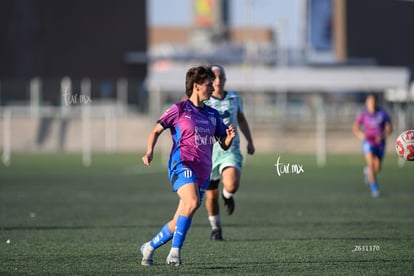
[210,228,223,241]
[370,183,380,198]
[371,188,380,198]
[166,249,181,266]
[140,242,154,266]
[222,193,235,215]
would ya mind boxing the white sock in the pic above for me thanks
[208,215,221,230]
[222,188,233,199]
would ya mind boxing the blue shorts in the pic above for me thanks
[362,140,385,160]
[168,163,210,201]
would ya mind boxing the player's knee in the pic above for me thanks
[186,197,201,213]
[224,180,240,193]
[207,179,220,190]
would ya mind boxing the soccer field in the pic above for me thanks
[0,153,413,275]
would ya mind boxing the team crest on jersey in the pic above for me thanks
[376,114,383,123]
[209,116,216,126]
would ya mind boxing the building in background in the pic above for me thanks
[0,0,147,108]
[143,0,277,66]
[146,0,414,70]
[192,0,230,45]
[307,0,414,69]
[345,0,414,68]
[0,0,412,157]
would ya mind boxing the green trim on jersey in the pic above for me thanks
[205,91,243,152]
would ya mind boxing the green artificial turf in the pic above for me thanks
[1,153,413,275]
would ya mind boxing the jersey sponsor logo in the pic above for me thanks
[195,118,209,124]
[195,126,210,133]
[366,114,384,130]
[195,134,216,146]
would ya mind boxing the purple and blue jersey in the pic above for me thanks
[157,100,228,190]
[355,108,391,146]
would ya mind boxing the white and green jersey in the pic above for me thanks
[205,90,243,152]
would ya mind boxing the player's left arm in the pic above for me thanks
[383,110,393,139]
[384,121,393,138]
[237,112,255,155]
[218,125,236,150]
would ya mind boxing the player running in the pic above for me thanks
[352,93,392,197]
[204,65,255,240]
[140,65,236,266]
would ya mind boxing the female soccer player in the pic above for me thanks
[140,66,236,266]
[352,93,392,197]
[204,65,255,240]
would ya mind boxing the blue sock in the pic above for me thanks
[370,182,379,192]
[149,223,173,249]
[171,215,192,249]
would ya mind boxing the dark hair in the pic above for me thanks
[366,92,380,107]
[365,92,381,111]
[185,66,215,97]
[366,92,378,101]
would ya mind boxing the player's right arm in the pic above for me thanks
[352,112,365,141]
[142,123,165,166]
[352,121,365,141]
[143,104,178,166]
